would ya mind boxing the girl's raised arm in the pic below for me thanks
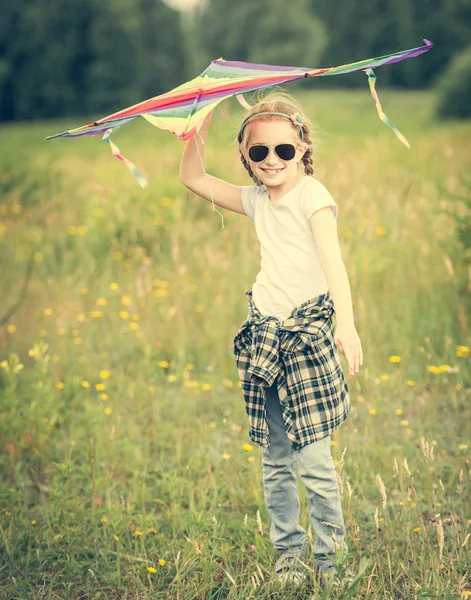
[179,113,247,216]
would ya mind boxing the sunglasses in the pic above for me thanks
[248,143,297,163]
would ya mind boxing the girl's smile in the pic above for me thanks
[261,167,284,176]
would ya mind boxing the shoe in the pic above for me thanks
[276,568,307,585]
[275,555,308,586]
[318,565,355,589]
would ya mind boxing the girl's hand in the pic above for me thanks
[335,323,363,376]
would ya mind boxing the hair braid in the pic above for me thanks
[301,127,315,177]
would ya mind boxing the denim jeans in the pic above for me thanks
[261,378,349,576]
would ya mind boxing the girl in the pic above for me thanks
[179,90,362,590]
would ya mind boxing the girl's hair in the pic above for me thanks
[236,88,319,186]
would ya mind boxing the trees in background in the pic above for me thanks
[192,0,327,71]
[1,0,470,121]
[310,0,471,87]
[0,0,187,121]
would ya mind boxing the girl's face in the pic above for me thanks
[243,119,307,188]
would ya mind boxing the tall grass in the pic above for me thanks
[0,90,470,598]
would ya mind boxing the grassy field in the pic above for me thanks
[1,89,470,599]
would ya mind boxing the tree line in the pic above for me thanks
[1,0,470,121]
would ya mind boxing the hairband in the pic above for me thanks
[238,111,304,143]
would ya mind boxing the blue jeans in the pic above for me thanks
[261,378,349,575]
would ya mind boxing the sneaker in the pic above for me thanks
[318,565,355,589]
[276,568,307,585]
[275,555,308,586]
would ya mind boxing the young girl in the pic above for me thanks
[179,90,362,590]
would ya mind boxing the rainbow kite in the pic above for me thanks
[46,39,433,188]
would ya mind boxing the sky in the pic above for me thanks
[163,0,206,11]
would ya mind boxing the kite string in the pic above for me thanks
[195,131,225,230]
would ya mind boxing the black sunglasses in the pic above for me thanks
[248,143,297,163]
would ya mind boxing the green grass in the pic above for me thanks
[0,89,470,598]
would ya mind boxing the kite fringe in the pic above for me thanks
[236,94,252,110]
[102,128,148,188]
[364,68,411,149]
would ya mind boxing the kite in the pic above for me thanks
[46,39,433,188]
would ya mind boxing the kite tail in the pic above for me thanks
[102,128,148,188]
[236,94,252,110]
[364,68,411,149]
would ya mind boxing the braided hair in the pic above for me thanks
[236,89,318,186]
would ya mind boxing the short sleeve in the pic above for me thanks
[240,186,259,224]
[299,178,338,221]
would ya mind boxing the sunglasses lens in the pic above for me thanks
[248,146,269,162]
[276,144,296,161]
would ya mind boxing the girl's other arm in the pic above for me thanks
[309,206,355,326]
[179,113,247,216]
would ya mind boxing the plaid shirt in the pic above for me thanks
[233,288,351,451]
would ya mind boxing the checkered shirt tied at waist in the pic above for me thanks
[233,288,351,451]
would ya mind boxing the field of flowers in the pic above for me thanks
[1,89,470,598]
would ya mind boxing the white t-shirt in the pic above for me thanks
[241,175,338,322]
